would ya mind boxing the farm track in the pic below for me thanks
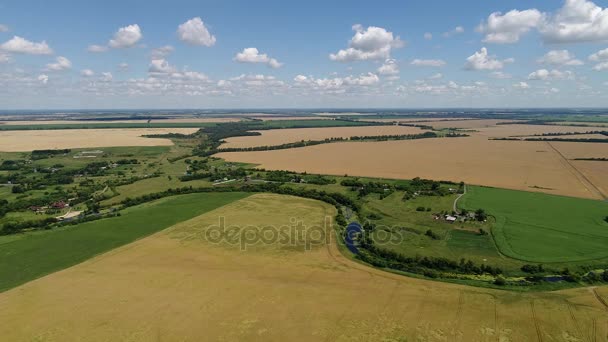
[546,142,606,200]
[592,288,608,311]
[590,288,608,342]
[566,302,586,342]
[530,300,544,342]
[453,290,464,340]
[452,184,466,212]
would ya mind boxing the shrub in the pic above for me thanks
[494,276,506,286]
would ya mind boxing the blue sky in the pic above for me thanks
[0,0,607,109]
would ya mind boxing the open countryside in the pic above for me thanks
[1,194,607,341]
[2,0,608,340]
[218,133,608,199]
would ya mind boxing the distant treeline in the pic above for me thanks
[524,137,608,143]
[215,132,468,153]
[572,158,608,161]
[31,149,71,160]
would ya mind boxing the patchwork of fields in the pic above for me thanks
[1,194,606,341]
[218,134,607,199]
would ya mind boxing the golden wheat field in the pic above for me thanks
[572,161,608,198]
[218,135,607,199]
[0,194,605,341]
[474,124,608,138]
[221,125,428,148]
[0,128,199,152]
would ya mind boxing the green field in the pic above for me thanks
[459,186,608,263]
[0,192,249,292]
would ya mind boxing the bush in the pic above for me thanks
[11,185,25,194]
[425,229,440,240]
[494,276,506,286]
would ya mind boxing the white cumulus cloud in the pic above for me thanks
[540,0,608,43]
[528,69,575,80]
[513,81,530,89]
[46,56,72,71]
[149,58,177,74]
[109,24,142,48]
[87,44,108,53]
[80,69,95,77]
[377,59,399,75]
[1,36,53,55]
[442,26,465,38]
[478,1,608,44]
[151,45,174,59]
[411,59,446,67]
[37,74,49,84]
[537,50,583,66]
[330,25,404,62]
[465,47,511,70]
[234,47,283,68]
[477,9,543,44]
[177,17,216,46]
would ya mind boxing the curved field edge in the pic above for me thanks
[458,185,608,264]
[2,194,608,341]
[0,192,250,292]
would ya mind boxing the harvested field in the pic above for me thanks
[251,116,330,121]
[358,117,476,123]
[572,161,608,199]
[429,119,525,129]
[0,193,605,341]
[218,135,606,199]
[551,141,608,159]
[551,121,608,127]
[0,128,198,152]
[476,124,608,138]
[520,134,608,140]
[221,125,428,148]
[0,118,240,125]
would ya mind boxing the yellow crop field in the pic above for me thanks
[221,125,428,148]
[0,128,198,152]
[218,135,607,199]
[0,194,605,341]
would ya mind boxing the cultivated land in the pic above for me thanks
[221,125,428,148]
[0,128,198,151]
[0,194,606,341]
[0,118,241,125]
[474,124,608,138]
[251,115,330,121]
[0,192,249,291]
[458,186,608,263]
[572,161,608,198]
[218,134,606,199]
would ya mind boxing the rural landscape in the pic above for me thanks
[2,0,608,340]
[0,109,607,340]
